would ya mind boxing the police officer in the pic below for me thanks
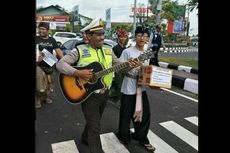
[56,18,139,153]
[149,25,165,66]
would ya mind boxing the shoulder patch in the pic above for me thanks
[104,48,112,55]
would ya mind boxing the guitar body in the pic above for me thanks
[59,62,106,104]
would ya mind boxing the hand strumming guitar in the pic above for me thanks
[74,69,93,81]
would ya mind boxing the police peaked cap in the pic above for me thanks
[135,25,150,36]
[80,17,104,33]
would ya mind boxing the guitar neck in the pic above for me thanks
[96,56,142,78]
[94,50,152,79]
[96,62,129,78]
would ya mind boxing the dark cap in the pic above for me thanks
[156,25,161,29]
[38,22,49,30]
[135,25,150,36]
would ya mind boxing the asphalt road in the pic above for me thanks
[35,70,198,153]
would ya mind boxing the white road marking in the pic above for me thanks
[185,116,199,126]
[160,88,198,103]
[160,121,198,150]
[100,132,130,153]
[51,140,79,153]
[130,128,178,153]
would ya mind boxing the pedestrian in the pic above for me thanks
[36,22,64,108]
[56,17,140,153]
[116,25,156,152]
[149,24,165,66]
[109,29,128,103]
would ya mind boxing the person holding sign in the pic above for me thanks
[36,22,63,108]
[116,25,156,152]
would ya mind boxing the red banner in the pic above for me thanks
[167,20,174,33]
[36,16,69,22]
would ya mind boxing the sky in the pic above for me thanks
[36,0,198,36]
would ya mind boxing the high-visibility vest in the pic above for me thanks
[76,44,113,88]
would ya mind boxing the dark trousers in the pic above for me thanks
[108,72,124,102]
[149,47,160,66]
[117,91,150,144]
[81,91,109,153]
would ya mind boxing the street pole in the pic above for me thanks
[186,5,190,36]
[133,0,137,37]
[156,0,162,26]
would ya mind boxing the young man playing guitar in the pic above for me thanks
[56,18,140,153]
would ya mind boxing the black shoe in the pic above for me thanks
[131,132,139,141]
[81,139,88,146]
[116,132,129,145]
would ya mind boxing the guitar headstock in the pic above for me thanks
[138,49,154,61]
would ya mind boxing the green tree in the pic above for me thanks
[161,0,186,20]
[147,0,186,24]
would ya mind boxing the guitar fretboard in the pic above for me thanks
[94,51,153,79]
[95,62,129,78]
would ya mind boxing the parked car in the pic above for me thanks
[53,32,82,45]
[59,38,81,55]
[59,39,117,55]
[104,39,117,47]
[76,32,83,38]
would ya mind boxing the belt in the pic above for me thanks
[125,73,138,79]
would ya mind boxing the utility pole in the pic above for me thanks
[186,5,190,36]
[156,0,162,25]
[133,0,137,37]
[146,0,149,19]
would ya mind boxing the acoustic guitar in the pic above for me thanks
[59,51,154,104]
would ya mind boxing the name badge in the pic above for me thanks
[82,49,91,57]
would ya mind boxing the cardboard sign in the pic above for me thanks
[138,65,173,89]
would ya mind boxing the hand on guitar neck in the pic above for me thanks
[128,58,143,68]
[128,58,142,68]
[120,58,143,73]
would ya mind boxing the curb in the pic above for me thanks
[163,47,198,53]
[172,75,198,95]
[159,61,198,94]
[159,62,198,74]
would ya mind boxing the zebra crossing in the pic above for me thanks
[51,116,198,153]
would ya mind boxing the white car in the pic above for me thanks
[53,32,81,45]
